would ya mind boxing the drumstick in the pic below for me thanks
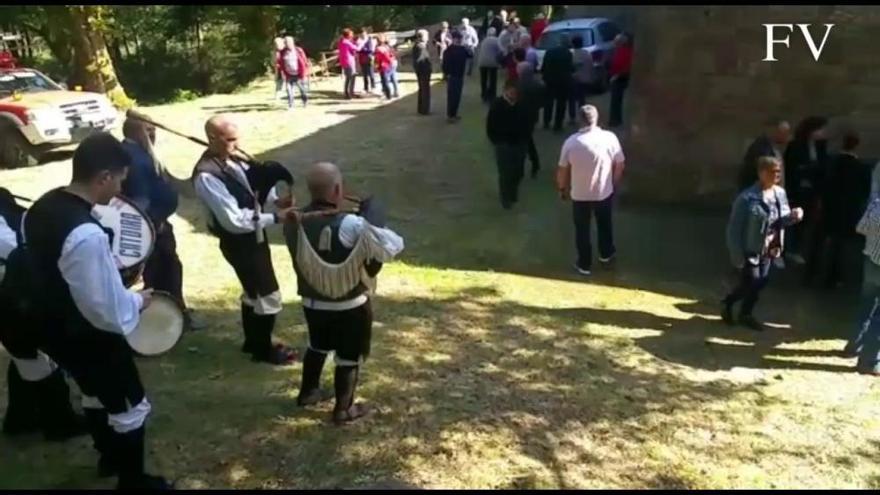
[11,194,32,203]
[126,109,257,165]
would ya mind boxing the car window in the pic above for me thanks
[0,71,59,96]
[536,28,594,50]
[597,22,621,43]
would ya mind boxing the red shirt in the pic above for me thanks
[374,45,397,73]
[530,19,548,44]
[609,44,633,77]
[506,56,519,81]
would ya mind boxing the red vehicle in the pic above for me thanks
[0,33,20,69]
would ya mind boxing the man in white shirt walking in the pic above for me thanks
[556,105,626,275]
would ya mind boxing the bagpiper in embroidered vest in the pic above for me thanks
[285,201,382,303]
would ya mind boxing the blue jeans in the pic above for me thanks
[284,76,308,108]
[361,60,376,91]
[845,257,880,372]
[723,257,772,317]
[380,68,399,99]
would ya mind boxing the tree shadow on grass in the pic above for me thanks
[0,285,776,489]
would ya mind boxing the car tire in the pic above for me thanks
[0,127,40,169]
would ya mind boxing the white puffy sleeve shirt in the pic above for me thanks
[58,223,144,335]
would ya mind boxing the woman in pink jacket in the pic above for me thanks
[338,28,359,99]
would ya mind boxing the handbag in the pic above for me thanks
[857,196,880,237]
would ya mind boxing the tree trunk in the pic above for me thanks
[106,34,124,64]
[23,29,33,60]
[121,35,131,58]
[67,5,132,108]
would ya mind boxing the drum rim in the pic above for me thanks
[127,289,184,358]
[95,194,158,270]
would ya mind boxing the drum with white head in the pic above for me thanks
[91,195,156,288]
[126,291,185,356]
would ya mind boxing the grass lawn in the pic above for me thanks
[1,67,879,489]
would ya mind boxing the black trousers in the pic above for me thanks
[303,302,373,363]
[142,223,186,310]
[568,81,590,121]
[724,258,772,316]
[218,233,280,302]
[416,70,432,115]
[572,196,616,270]
[447,75,464,118]
[527,128,540,174]
[480,67,498,102]
[41,329,145,415]
[494,143,527,208]
[609,75,629,127]
[544,84,570,130]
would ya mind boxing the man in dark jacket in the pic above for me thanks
[413,29,433,115]
[541,34,574,132]
[121,118,204,331]
[785,116,829,270]
[442,30,471,122]
[487,80,530,209]
[818,131,871,288]
[739,118,791,191]
[517,62,546,178]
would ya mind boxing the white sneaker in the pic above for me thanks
[574,264,591,276]
[786,253,806,265]
[599,254,616,263]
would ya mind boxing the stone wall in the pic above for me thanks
[566,5,880,206]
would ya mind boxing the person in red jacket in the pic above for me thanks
[374,34,399,100]
[530,13,549,45]
[608,33,633,128]
[279,36,310,110]
[506,47,526,82]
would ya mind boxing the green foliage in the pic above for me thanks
[171,88,200,103]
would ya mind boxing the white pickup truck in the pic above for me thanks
[0,68,119,168]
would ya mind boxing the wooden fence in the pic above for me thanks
[308,24,439,80]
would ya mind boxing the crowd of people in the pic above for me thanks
[726,116,880,376]
[334,27,401,101]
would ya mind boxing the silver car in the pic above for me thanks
[535,17,622,93]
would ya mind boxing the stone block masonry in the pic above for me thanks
[565,5,880,206]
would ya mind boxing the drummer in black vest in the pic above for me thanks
[23,133,170,489]
[192,115,299,365]
[0,188,87,442]
[120,117,205,331]
[284,162,404,424]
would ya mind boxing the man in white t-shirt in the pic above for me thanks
[556,104,626,275]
